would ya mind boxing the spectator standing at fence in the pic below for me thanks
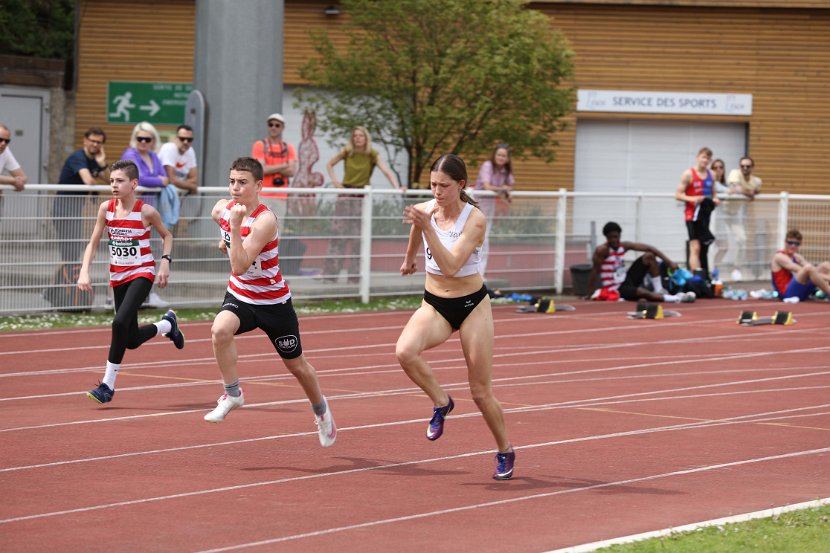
[473,144,514,280]
[53,128,108,264]
[159,124,198,194]
[0,124,27,192]
[121,122,169,203]
[585,221,695,303]
[121,122,171,308]
[204,157,336,448]
[727,156,762,280]
[675,146,719,275]
[323,126,401,283]
[397,153,514,480]
[251,113,297,222]
[78,160,184,405]
[770,229,830,302]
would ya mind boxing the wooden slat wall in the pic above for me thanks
[533,0,830,9]
[536,0,830,8]
[75,0,195,154]
[519,4,830,194]
[75,1,829,195]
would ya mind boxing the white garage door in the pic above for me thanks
[573,119,746,262]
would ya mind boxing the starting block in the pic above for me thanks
[516,297,576,313]
[737,310,794,326]
[627,301,682,319]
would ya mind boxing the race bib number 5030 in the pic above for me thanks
[109,239,140,266]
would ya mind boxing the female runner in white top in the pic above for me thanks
[397,153,514,480]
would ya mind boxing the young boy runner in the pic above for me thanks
[205,157,336,447]
[78,160,185,404]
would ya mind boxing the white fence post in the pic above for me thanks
[555,188,567,295]
[777,191,789,249]
[359,187,373,303]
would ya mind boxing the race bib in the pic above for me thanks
[109,239,140,266]
[614,266,626,284]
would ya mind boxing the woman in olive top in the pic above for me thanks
[323,126,401,282]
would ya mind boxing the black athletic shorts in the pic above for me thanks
[618,256,649,301]
[220,292,303,359]
[423,285,488,331]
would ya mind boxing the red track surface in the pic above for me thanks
[1,298,829,552]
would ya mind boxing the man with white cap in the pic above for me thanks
[251,113,297,220]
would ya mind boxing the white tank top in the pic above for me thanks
[422,199,481,277]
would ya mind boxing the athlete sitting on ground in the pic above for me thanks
[586,221,695,303]
[770,229,830,302]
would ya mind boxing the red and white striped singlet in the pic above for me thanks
[106,198,156,287]
[218,201,290,305]
[600,245,626,291]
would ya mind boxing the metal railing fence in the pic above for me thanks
[0,184,828,314]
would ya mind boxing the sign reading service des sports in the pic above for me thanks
[107,81,193,125]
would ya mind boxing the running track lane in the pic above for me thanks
[0,299,828,552]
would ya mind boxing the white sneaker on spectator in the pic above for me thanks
[204,391,245,423]
[681,291,697,303]
[143,291,170,309]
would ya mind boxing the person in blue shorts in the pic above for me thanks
[770,230,830,301]
[396,153,514,480]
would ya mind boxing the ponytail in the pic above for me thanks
[460,188,479,208]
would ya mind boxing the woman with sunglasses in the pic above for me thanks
[121,121,169,206]
[121,121,172,309]
[711,159,743,276]
[770,230,830,302]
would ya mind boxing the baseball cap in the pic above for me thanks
[266,113,285,124]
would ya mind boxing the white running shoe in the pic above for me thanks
[204,390,244,423]
[681,291,697,303]
[315,401,337,447]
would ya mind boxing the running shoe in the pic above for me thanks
[681,291,697,303]
[86,382,114,404]
[204,390,244,423]
[493,449,516,480]
[162,309,185,349]
[315,400,337,447]
[426,396,454,441]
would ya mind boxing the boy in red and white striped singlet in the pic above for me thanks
[205,157,336,448]
[78,160,185,405]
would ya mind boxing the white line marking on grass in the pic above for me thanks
[546,497,830,553]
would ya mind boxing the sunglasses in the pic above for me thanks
[787,240,801,246]
[712,165,724,170]
[87,138,105,145]
[177,136,194,143]
[268,122,283,128]
[136,136,153,143]
[0,137,10,144]
[740,164,752,169]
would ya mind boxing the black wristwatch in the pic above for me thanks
[161,255,172,263]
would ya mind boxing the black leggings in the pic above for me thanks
[109,277,157,364]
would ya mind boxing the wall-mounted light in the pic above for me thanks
[324,5,340,16]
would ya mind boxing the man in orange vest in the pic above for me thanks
[251,113,297,221]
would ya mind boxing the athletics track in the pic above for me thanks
[1,298,828,552]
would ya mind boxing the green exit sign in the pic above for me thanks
[107,81,193,125]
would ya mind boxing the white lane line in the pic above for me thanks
[2,388,828,473]
[187,447,830,552]
[3,362,828,433]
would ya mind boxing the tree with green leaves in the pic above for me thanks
[296,0,574,187]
